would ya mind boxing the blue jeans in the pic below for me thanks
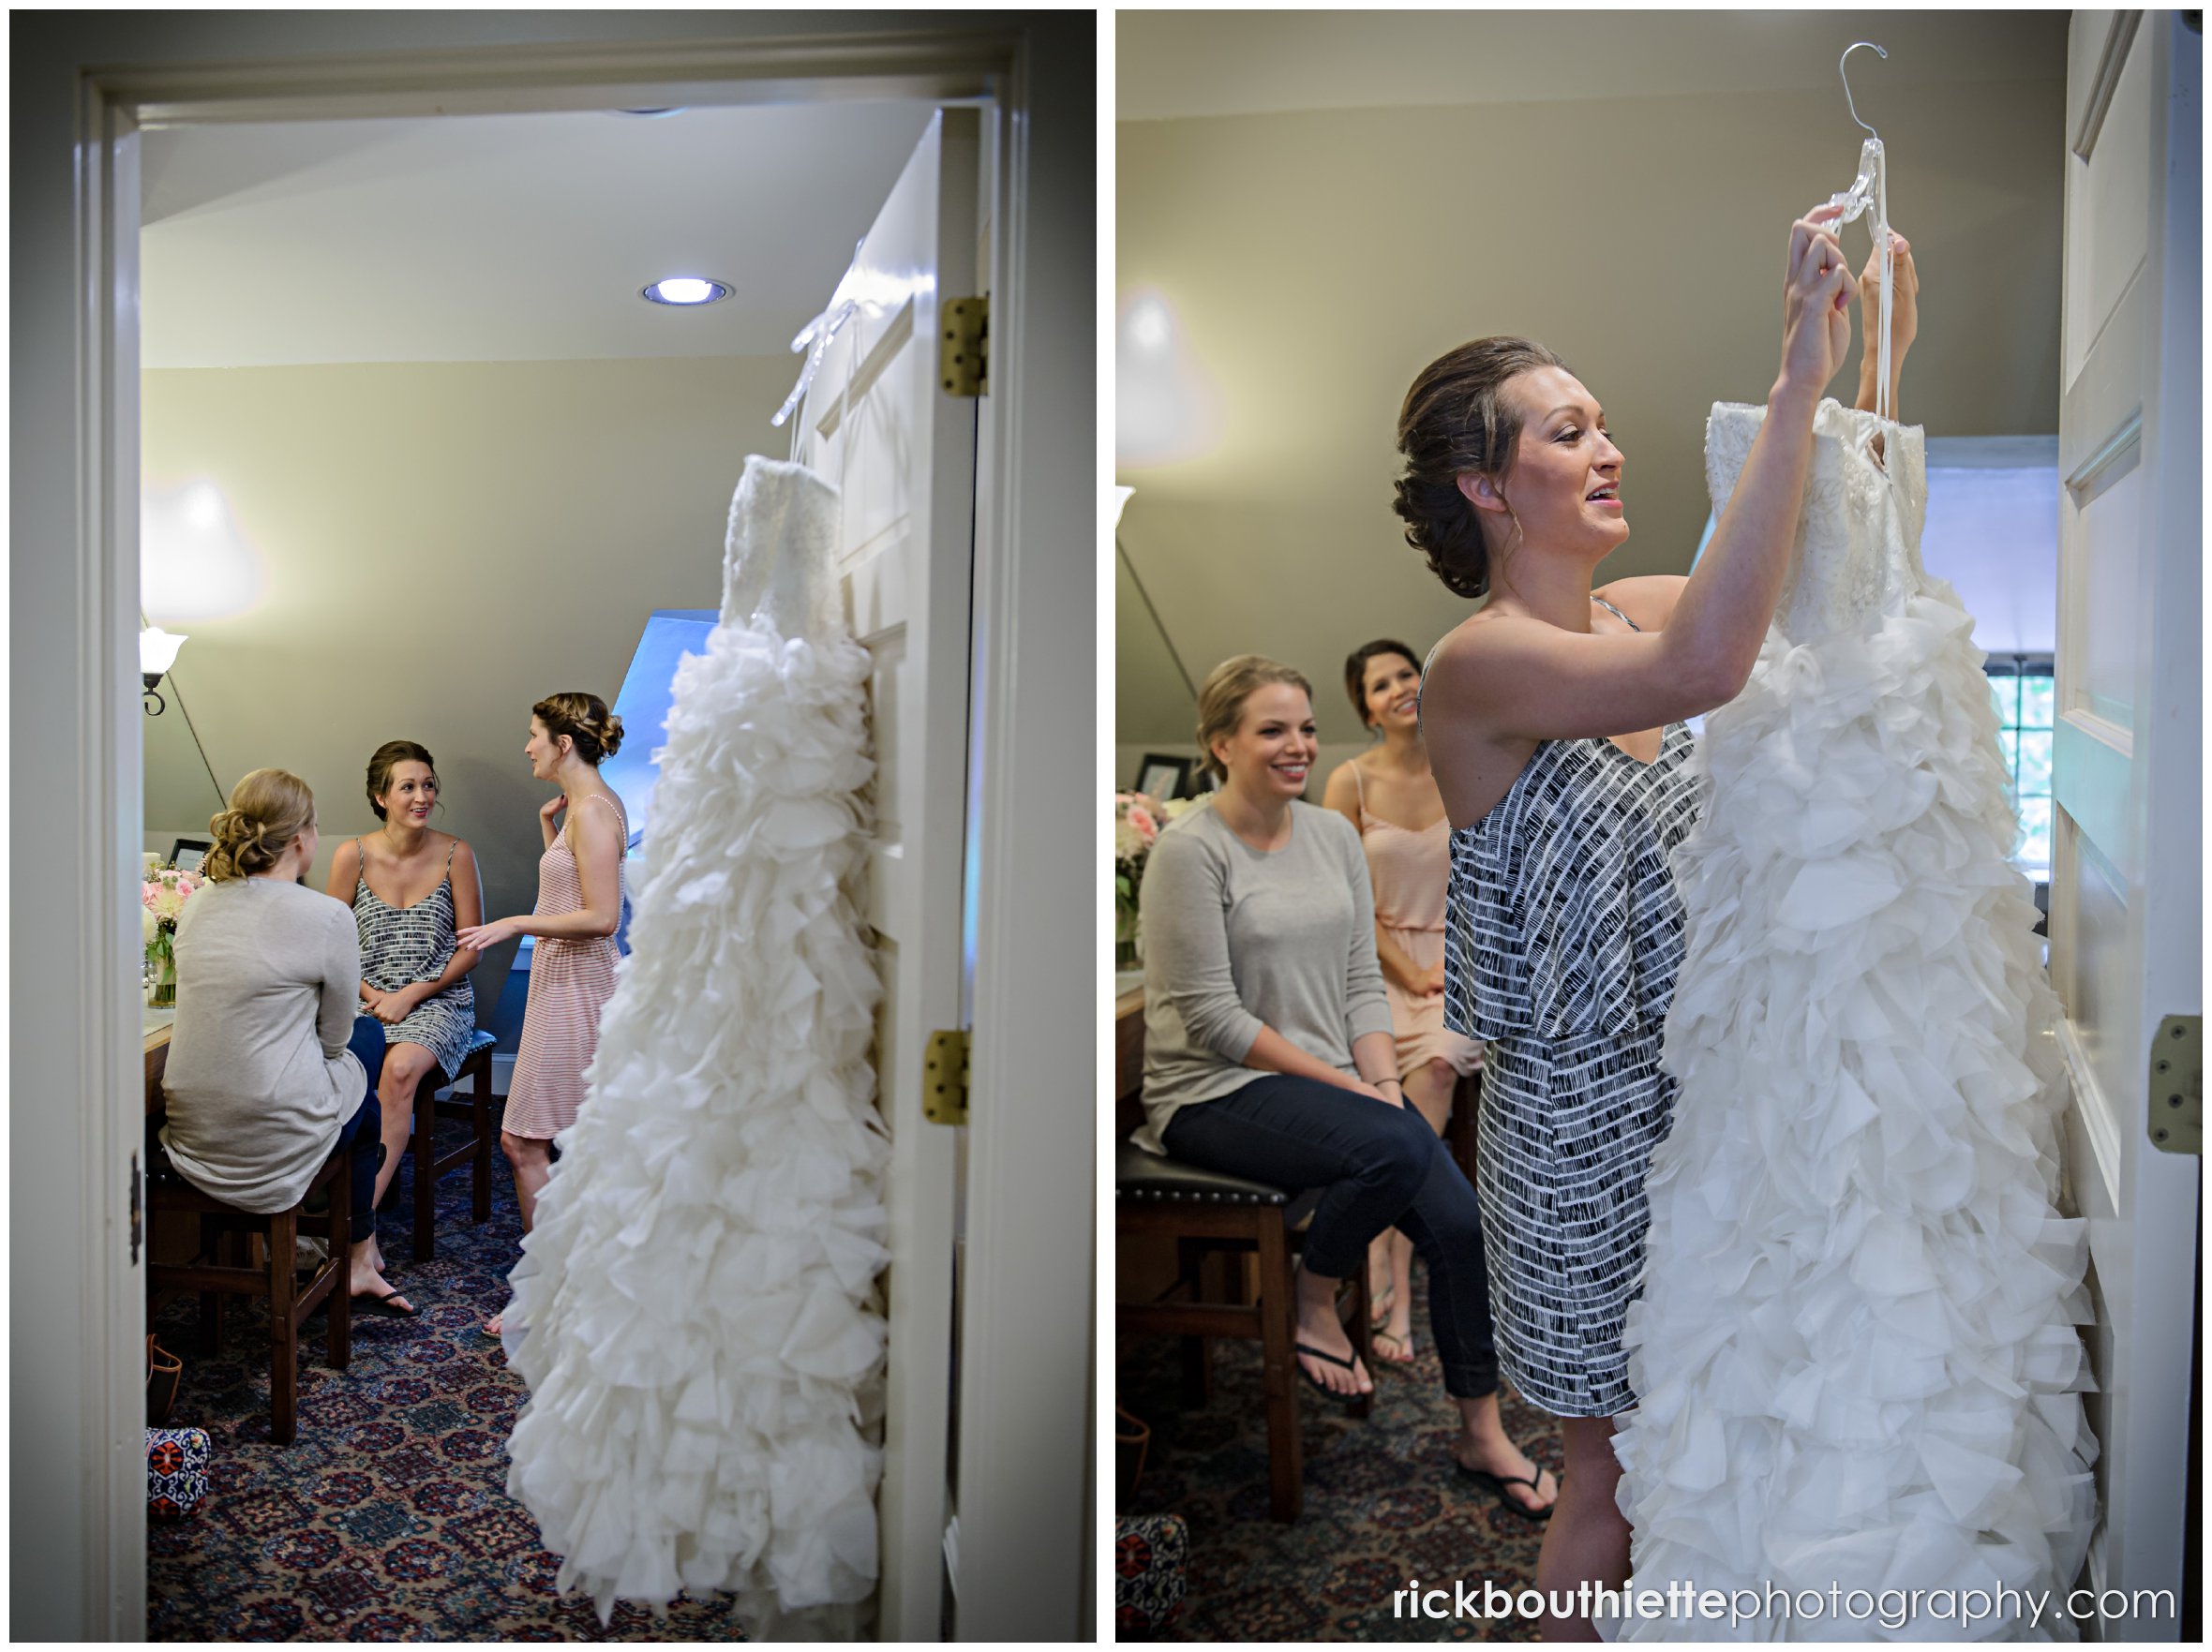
[328,1015,389,1245]
[1162,1073,1502,1399]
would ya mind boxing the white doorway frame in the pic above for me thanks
[43,18,1092,1642]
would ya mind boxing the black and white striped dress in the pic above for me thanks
[352,839,475,1082]
[1440,602,1702,1417]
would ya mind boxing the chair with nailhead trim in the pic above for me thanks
[1113,990,1372,1523]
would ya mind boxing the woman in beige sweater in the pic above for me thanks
[159,767,414,1315]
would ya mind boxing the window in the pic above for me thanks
[1986,655,2055,883]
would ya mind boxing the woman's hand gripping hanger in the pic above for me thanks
[1827,41,1895,424]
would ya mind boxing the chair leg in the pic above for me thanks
[199,1213,224,1355]
[412,1068,437,1264]
[1345,1260,1374,1422]
[1256,1214,1303,1523]
[1173,1237,1214,1406]
[268,1210,298,1446]
[470,1053,492,1224]
[327,1151,351,1373]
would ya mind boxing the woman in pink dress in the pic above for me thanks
[1323,640,1485,1365]
[459,691,627,1336]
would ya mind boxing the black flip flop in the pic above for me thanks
[1456,1457,1555,1521]
[1293,1341,1371,1402]
[352,1287,417,1318]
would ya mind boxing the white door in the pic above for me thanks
[2050,10,2200,1637]
[788,107,979,1642]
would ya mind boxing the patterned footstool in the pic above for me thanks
[1114,1512,1188,1638]
[147,1427,211,1521]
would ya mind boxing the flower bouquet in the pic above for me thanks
[1114,792,1203,969]
[142,867,203,1007]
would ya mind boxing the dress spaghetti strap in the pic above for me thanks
[1592,594,1641,632]
[1349,757,1368,818]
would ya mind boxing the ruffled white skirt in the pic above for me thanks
[1611,579,2099,1640]
[501,599,888,1635]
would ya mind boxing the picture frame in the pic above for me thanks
[169,838,212,873]
[1133,753,1195,801]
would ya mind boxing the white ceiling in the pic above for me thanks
[1119,10,2071,121]
[141,100,938,367]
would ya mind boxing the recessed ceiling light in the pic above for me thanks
[613,108,684,118]
[642,277,730,306]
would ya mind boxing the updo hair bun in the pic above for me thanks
[1393,335,1566,601]
[532,692,622,766]
[366,739,438,821]
[203,768,316,883]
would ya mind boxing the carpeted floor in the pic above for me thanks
[146,1109,748,1641]
[1118,1270,1562,1641]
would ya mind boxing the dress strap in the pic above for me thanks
[353,838,367,891]
[583,793,630,858]
[1350,759,1368,815]
[1592,594,1641,633]
[443,839,457,871]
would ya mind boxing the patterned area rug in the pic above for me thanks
[1118,1271,1562,1641]
[147,1112,749,1641]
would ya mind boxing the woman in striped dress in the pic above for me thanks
[458,692,627,1338]
[1400,205,1869,1633]
[324,740,486,1301]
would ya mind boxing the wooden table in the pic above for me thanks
[144,1011,174,1116]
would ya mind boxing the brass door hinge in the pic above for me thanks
[923,1028,971,1126]
[2149,1014,2202,1154]
[940,296,988,397]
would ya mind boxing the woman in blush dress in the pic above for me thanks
[1322,640,1485,1366]
[458,692,627,1337]
[324,740,485,1258]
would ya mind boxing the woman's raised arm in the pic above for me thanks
[1427,204,1857,747]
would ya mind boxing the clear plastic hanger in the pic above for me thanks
[1826,42,1895,421]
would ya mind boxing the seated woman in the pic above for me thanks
[1135,655,1556,1516]
[324,740,484,1234]
[158,767,411,1314]
[1323,640,1486,1365]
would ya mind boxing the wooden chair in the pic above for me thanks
[145,1139,353,1446]
[408,1029,499,1262]
[1116,1144,1373,1523]
[1113,990,1372,1523]
[1444,1065,1482,1186]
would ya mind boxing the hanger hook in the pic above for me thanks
[1839,41,1887,140]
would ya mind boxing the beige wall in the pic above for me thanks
[1117,31,2069,747]
[142,353,799,1005]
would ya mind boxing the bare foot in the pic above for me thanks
[1293,1267,1372,1396]
[482,1310,504,1338]
[1455,1435,1559,1515]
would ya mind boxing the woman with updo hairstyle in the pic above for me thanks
[324,740,486,1237]
[1402,206,1914,1629]
[1135,654,1556,1517]
[159,768,415,1315]
[1322,640,1484,1369]
[458,692,628,1336]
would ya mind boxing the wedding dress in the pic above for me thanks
[502,455,889,1636]
[1609,401,2099,1640]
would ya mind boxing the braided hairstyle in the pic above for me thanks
[1393,336,1566,599]
[366,739,439,821]
[203,768,316,883]
[532,692,624,767]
